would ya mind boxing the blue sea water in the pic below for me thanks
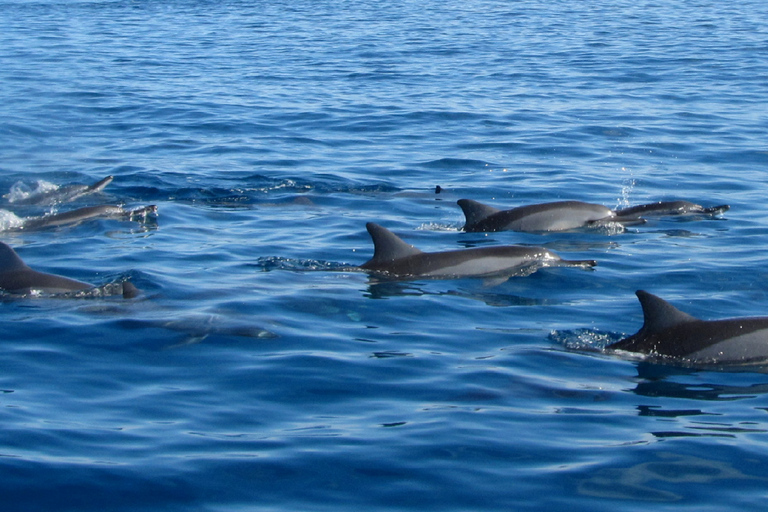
[1,0,768,510]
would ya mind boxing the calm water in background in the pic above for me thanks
[1,0,768,510]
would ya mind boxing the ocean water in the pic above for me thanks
[1,0,768,510]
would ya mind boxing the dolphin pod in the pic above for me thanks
[358,222,595,284]
[2,174,754,367]
[0,176,142,298]
[607,291,768,366]
[458,198,729,233]
[0,241,138,298]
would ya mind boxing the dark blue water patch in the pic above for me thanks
[696,149,768,166]
[417,158,496,170]
[454,141,530,153]
[98,173,404,205]
[0,460,204,512]
[0,122,50,139]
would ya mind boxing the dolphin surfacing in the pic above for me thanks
[9,176,114,206]
[20,204,157,230]
[615,201,729,220]
[458,198,728,233]
[607,290,768,365]
[457,199,621,233]
[0,242,137,298]
[358,222,596,283]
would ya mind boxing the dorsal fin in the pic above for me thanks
[88,175,114,192]
[365,223,423,262]
[636,290,697,332]
[457,199,501,227]
[0,242,30,271]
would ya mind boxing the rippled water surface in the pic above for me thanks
[2,0,768,510]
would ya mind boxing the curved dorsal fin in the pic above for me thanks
[457,199,501,227]
[88,175,114,192]
[636,290,697,332]
[365,223,422,262]
[0,242,30,271]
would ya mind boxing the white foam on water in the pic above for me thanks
[5,180,59,204]
[0,209,25,231]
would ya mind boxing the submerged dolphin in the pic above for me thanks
[9,176,114,206]
[457,199,623,233]
[614,201,729,220]
[20,204,157,230]
[0,242,138,298]
[358,222,596,283]
[607,290,768,365]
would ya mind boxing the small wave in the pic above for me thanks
[415,222,462,232]
[0,280,134,300]
[549,328,623,352]
[250,256,354,272]
[588,220,628,236]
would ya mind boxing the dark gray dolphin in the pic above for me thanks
[614,201,729,220]
[9,176,113,206]
[358,222,596,283]
[0,242,138,298]
[607,290,768,365]
[458,198,728,233]
[457,199,622,233]
[20,204,157,230]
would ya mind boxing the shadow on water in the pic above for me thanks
[554,333,768,503]
[252,256,562,306]
[631,362,768,405]
[362,280,556,306]
[554,329,768,434]
[576,451,768,502]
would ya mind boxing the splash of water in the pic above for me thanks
[617,169,636,209]
[0,209,25,231]
[4,180,59,204]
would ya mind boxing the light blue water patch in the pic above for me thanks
[1,0,768,510]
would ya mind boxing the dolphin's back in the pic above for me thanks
[358,223,596,279]
[459,199,614,232]
[0,268,92,294]
[22,205,125,230]
[615,201,730,219]
[0,242,91,294]
[608,291,768,364]
[371,245,543,277]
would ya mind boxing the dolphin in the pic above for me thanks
[358,222,596,283]
[20,204,157,230]
[0,241,138,298]
[457,199,625,233]
[614,201,729,220]
[606,290,768,365]
[9,176,114,206]
[457,198,728,233]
